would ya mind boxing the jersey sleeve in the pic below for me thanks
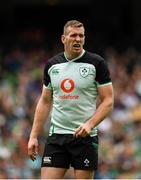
[43,61,52,89]
[95,59,112,87]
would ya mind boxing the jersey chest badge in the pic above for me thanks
[79,67,90,78]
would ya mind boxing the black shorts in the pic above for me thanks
[41,134,98,170]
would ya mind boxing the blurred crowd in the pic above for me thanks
[0,45,141,179]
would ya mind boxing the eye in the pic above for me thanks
[70,34,84,38]
[79,34,84,38]
[71,34,77,38]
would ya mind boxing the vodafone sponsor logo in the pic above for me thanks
[59,94,79,99]
[60,78,79,99]
[60,78,75,93]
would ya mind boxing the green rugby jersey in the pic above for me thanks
[43,50,112,136]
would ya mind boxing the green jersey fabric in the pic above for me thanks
[43,50,112,136]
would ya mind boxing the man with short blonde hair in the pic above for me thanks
[28,19,114,179]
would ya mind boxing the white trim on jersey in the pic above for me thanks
[64,49,85,62]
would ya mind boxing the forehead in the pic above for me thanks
[65,26,85,35]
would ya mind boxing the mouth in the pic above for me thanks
[73,44,81,47]
[73,44,81,50]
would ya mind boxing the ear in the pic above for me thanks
[61,35,65,44]
[83,36,85,45]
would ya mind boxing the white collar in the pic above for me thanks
[64,49,85,62]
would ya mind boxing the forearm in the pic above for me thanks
[30,98,52,139]
[89,97,113,128]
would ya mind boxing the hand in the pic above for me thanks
[74,121,93,138]
[28,137,38,161]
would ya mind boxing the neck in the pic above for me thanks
[65,50,83,60]
[64,49,85,61]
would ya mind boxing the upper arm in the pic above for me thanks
[98,84,114,102]
[40,85,53,105]
[95,57,113,102]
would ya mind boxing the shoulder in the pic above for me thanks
[84,51,105,64]
[79,51,105,67]
[84,51,110,73]
[47,52,65,65]
[44,52,65,70]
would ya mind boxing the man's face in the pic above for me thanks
[61,26,85,58]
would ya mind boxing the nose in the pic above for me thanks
[76,35,81,41]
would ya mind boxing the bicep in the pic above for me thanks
[40,86,53,104]
[97,84,114,101]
